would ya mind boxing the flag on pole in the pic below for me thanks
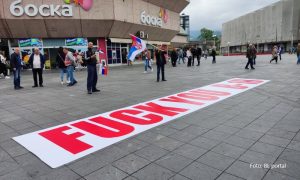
[128,34,147,61]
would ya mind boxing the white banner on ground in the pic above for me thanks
[13,78,269,168]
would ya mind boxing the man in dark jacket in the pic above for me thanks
[85,42,100,94]
[196,47,202,66]
[29,48,45,87]
[212,48,217,64]
[171,48,178,67]
[245,44,255,70]
[10,48,23,90]
[191,47,196,66]
[156,46,167,82]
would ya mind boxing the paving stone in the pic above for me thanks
[132,164,175,180]
[14,153,53,178]
[179,162,222,180]
[0,149,10,163]
[85,165,128,180]
[38,167,80,180]
[286,140,300,152]
[152,137,184,151]
[266,128,296,140]
[189,136,221,150]
[115,138,148,153]
[271,159,300,179]
[181,125,209,136]
[93,146,129,164]
[250,142,284,157]
[197,151,235,171]
[134,145,169,162]
[150,126,178,136]
[123,176,138,180]
[259,135,291,148]
[0,168,32,180]
[113,154,150,174]
[226,160,267,180]
[169,131,198,143]
[213,125,241,135]
[222,135,256,149]
[68,155,108,176]
[216,173,244,180]
[239,150,277,166]
[211,143,246,159]
[169,174,191,180]
[235,129,264,141]
[155,153,193,172]
[202,130,232,141]
[263,170,298,180]
[279,149,300,164]
[0,161,20,177]
[173,144,208,160]
[0,140,28,157]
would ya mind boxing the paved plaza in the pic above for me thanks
[0,54,300,180]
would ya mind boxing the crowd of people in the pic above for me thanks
[1,42,300,93]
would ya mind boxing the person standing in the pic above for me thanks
[191,47,196,66]
[245,44,255,70]
[270,46,278,64]
[253,46,257,65]
[278,45,282,61]
[178,48,184,64]
[212,48,217,64]
[56,47,69,85]
[29,48,45,88]
[10,48,23,90]
[0,51,10,79]
[196,47,202,66]
[85,42,100,94]
[63,48,77,86]
[296,43,300,65]
[171,48,178,67]
[156,46,167,82]
[187,48,192,67]
[143,49,153,73]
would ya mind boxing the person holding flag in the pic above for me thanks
[128,34,147,62]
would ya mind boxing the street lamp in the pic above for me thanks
[227,42,231,56]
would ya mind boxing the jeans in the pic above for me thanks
[13,68,21,88]
[144,59,152,71]
[87,64,98,91]
[178,55,184,64]
[60,68,69,82]
[67,66,76,84]
[297,56,300,64]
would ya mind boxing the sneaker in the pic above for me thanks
[151,68,154,72]
[143,71,147,74]
[67,80,71,84]
[88,91,92,95]
[5,76,10,79]
[61,81,64,85]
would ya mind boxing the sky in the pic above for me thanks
[182,0,280,31]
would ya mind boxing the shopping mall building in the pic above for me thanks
[221,0,300,54]
[0,0,189,68]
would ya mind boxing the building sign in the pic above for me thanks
[13,78,269,168]
[140,8,169,27]
[10,0,93,17]
[19,38,43,47]
[65,38,88,46]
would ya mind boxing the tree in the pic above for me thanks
[199,28,214,40]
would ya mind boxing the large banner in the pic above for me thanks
[13,78,269,168]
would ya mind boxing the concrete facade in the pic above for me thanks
[0,0,189,42]
[221,0,300,53]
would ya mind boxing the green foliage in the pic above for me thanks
[199,28,214,40]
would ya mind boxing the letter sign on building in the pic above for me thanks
[140,11,163,27]
[10,0,73,17]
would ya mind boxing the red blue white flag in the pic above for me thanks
[128,34,147,61]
